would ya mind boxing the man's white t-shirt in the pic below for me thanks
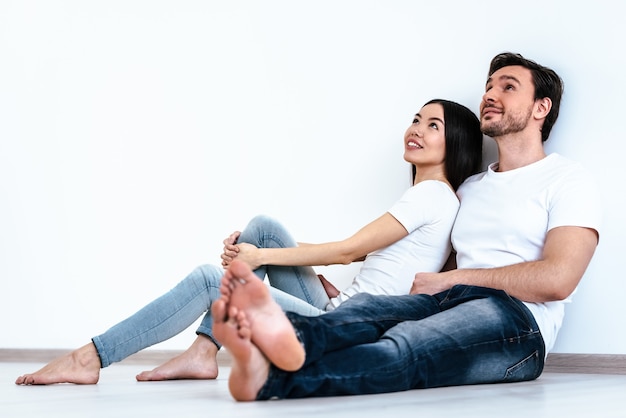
[452,153,602,352]
[328,180,460,310]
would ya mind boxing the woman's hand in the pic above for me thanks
[232,242,263,270]
[220,231,263,270]
[221,231,241,267]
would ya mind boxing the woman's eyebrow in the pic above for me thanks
[429,117,445,125]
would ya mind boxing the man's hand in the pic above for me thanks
[410,271,452,295]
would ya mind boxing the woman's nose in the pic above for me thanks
[411,126,423,137]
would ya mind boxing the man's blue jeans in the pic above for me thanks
[257,285,545,399]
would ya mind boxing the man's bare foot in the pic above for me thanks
[212,298,269,401]
[15,343,101,385]
[136,335,219,381]
[217,260,305,371]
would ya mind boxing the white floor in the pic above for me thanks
[2,361,626,418]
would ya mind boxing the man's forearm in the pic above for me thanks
[440,260,571,303]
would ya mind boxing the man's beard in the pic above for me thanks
[481,106,533,138]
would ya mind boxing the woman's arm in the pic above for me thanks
[229,212,409,270]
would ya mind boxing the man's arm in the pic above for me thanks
[411,225,599,302]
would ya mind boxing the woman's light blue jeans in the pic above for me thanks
[257,286,545,399]
[92,215,329,367]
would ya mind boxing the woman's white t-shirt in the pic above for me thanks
[327,180,460,310]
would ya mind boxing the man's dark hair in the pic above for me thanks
[489,52,564,142]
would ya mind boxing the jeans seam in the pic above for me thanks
[504,349,541,380]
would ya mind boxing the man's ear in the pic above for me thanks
[534,97,552,120]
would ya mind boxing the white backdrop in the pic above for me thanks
[1,0,624,354]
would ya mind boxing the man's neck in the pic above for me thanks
[493,134,546,172]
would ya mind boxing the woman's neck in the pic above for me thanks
[413,166,450,188]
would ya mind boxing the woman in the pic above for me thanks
[15,99,483,385]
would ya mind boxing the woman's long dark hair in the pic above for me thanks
[411,99,483,191]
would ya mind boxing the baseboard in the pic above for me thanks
[1,349,624,375]
[543,353,626,375]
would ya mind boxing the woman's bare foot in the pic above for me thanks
[136,335,219,381]
[217,260,305,371]
[15,343,101,385]
[212,298,269,401]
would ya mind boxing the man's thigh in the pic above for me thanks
[384,290,545,388]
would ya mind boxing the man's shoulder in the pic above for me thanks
[545,152,586,168]
[545,153,593,181]
[458,170,488,190]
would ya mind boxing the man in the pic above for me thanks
[212,52,602,401]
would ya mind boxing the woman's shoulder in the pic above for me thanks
[409,179,457,198]
[400,180,459,209]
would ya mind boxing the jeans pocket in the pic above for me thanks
[504,350,543,382]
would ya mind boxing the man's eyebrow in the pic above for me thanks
[486,74,521,87]
[499,74,521,85]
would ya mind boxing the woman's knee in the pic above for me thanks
[244,214,279,232]
[240,215,293,248]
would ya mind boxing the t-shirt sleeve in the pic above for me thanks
[388,181,458,234]
[548,164,603,238]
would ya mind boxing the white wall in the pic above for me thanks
[1,0,623,354]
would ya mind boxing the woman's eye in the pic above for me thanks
[412,118,419,124]
[429,123,439,130]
